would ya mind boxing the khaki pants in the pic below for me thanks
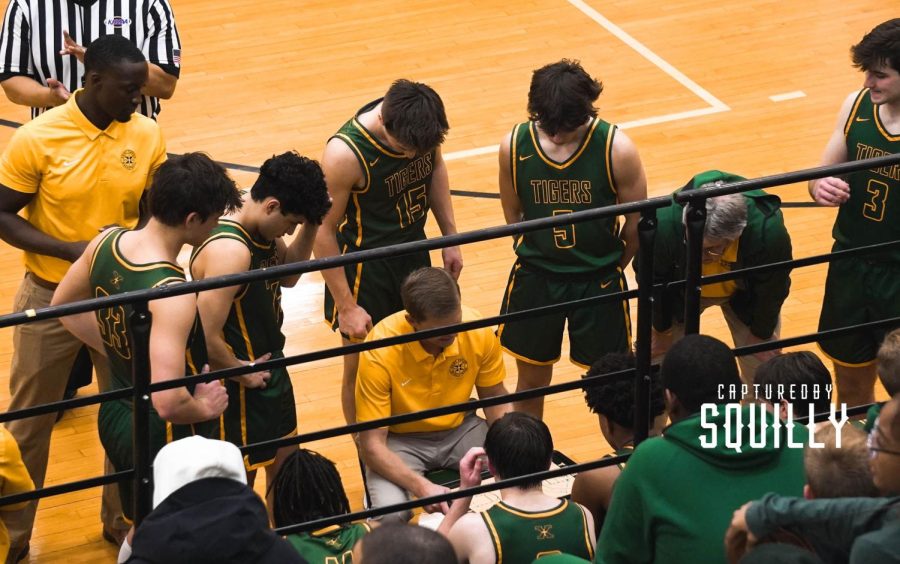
[658,298,781,384]
[365,412,487,523]
[4,276,127,549]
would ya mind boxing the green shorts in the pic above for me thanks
[222,355,297,470]
[818,254,900,365]
[498,262,632,367]
[324,248,431,335]
[98,399,220,521]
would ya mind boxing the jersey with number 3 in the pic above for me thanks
[331,99,436,252]
[834,88,900,259]
[511,119,622,273]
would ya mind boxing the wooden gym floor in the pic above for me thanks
[0,0,893,560]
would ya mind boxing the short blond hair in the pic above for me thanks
[877,329,900,395]
[804,423,877,498]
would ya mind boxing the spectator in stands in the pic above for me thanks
[648,170,792,384]
[595,335,807,564]
[356,267,510,523]
[754,352,833,418]
[352,523,455,564]
[804,424,878,499]
[122,436,304,564]
[571,352,665,531]
[726,393,900,564]
[867,328,900,429]
[439,412,596,563]
[0,427,32,563]
[272,449,373,562]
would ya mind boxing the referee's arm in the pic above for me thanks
[142,0,181,99]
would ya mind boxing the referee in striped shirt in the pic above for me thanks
[0,0,181,120]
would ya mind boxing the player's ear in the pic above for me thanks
[264,197,281,215]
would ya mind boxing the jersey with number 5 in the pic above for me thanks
[834,88,900,259]
[331,99,436,252]
[510,119,622,273]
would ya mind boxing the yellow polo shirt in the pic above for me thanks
[0,91,166,282]
[701,238,739,298]
[356,306,506,434]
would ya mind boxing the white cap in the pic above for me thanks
[152,436,247,508]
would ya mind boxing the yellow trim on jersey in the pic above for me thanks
[244,427,295,471]
[185,348,198,375]
[334,132,372,194]
[511,123,522,199]
[620,273,633,349]
[240,383,248,455]
[89,229,119,279]
[311,525,342,537]
[844,89,868,137]
[351,260,364,300]
[481,511,504,564]
[110,232,184,273]
[352,193,364,247]
[605,125,617,195]
[218,219,272,250]
[817,344,877,368]
[873,102,900,142]
[165,422,173,443]
[497,263,521,339]
[530,119,600,171]
[235,301,257,358]
[494,499,568,519]
[579,503,595,559]
[152,277,186,288]
[503,345,560,366]
[350,119,406,159]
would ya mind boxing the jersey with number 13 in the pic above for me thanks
[510,118,622,273]
[834,88,900,259]
[331,99,436,252]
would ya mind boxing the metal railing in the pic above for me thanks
[0,152,896,535]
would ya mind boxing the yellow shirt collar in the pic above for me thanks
[67,89,120,141]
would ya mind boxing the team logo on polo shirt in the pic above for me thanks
[449,358,468,377]
[120,150,136,170]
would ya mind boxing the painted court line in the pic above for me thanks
[769,90,807,102]
[446,1,729,162]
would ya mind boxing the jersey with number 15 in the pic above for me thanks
[834,88,900,260]
[510,118,622,273]
[331,99,437,252]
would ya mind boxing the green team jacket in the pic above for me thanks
[647,170,792,339]
[746,493,900,564]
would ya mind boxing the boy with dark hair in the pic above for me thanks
[53,152,242,525]
[572,352,665,530]
[596,335,807,564]
[353,524,455,564]
[497,59,647,419]
[191,151,331,493]
[440,413,595,564]
[754,352,833,417]
[272,449,372,563]
[314,79,463,425]
[811,18,900,409]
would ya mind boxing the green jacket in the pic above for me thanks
[595,405,807,564]
[647,171,792,339]
[746,493,900,564]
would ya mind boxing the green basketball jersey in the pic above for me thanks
[480,499,594,563]
[331,99,436,251]
[285,522,370,563]
[834,88,900,260]
[510,119,622,273]
[90,228,208,391]
[190,219,285,359]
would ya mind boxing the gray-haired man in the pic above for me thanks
[644,170,793,383]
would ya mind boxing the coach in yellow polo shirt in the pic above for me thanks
[356,267,510,523]
[0,35,165,557]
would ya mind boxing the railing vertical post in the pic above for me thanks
[130,300,153,525]
[634,208,657,445]
[683,198,706,335]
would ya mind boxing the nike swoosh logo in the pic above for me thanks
[600,280,614,289]
[369,156,380,166]
[62,160,75,167]
[856,117,870,122]
[400,378,412,387]
[518,154,534,161]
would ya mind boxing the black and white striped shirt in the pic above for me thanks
[0,0,181,120]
